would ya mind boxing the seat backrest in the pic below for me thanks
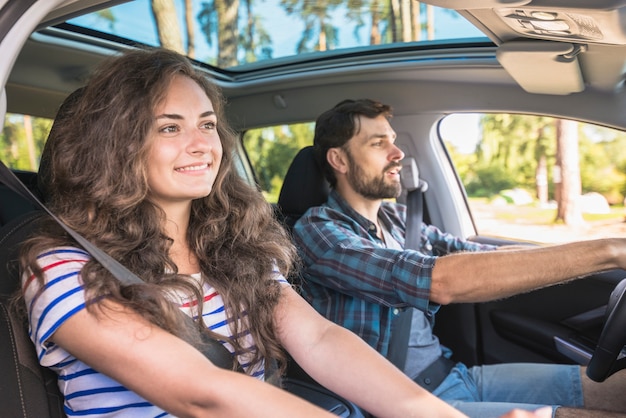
[276,146,330,230]
[0,170,40,227]
[0,211,66,418]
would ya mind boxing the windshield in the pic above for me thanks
[66,0,486,71]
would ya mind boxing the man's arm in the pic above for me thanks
[430,238,625,304]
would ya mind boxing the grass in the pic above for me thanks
[469,197,625,225]
[468,197,626,243]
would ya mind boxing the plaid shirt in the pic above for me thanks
[292,189,495,356]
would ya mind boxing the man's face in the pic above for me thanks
[342,114,404,200]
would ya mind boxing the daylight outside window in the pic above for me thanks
[66,0,485,71]
[440,113,626,244]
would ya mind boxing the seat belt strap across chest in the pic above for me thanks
[0,160,240,371]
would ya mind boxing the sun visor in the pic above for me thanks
[496,40,585,95]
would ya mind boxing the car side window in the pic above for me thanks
[441,113,626,244]
[1,113,53,171]
[242,122,314,203]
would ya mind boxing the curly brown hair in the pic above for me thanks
[20,48,296,374]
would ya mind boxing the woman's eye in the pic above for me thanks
[202,121,217,130]
[159,124,179,134]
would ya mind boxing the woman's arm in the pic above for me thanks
[52,299,336,418]
[274,285,467,418]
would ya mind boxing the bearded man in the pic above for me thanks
[292,99,626,418]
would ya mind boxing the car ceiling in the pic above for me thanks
[5,0,626,133]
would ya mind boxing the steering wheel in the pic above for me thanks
[587,277,626,382]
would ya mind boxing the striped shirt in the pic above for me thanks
[23,246,286,417]
[292,189,495,357]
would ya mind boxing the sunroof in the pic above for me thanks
[67,0,486,71]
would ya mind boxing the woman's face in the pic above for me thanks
[146,75,223,211]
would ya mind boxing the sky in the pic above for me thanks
[70,0,485,63]
[439,114,482,154]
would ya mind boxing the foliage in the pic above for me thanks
[280,0,343,52]
[449,114,626,206]
[1,114,52,171]
[243,123,314,202]
[463,163,517,198]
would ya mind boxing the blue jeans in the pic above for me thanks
[432,363,584,418]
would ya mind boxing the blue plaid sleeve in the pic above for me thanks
[293,205,434,313]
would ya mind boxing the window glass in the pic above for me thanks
[1,113,53,171]
[243,122,314,202]
[66,0,486,72]
[441,113,626,244]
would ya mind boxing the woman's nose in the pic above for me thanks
[188,130,212,154]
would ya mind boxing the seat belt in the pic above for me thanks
[386,157,428,370]
[0,160,240,371]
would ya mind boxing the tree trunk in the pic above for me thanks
[412,1,421,41]
[554,119,584,225]
[426,5,434,40]
[151,0,184,53]
[400,0,411,42]
[23,115,37,170]
[216,0,239,67]
[370,0,382,45]
[184,0,195,58]
[389,0,399,42]
[536,154,548,205]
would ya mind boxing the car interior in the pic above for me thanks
[3,0,626,416]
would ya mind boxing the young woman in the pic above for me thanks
[19,47,548,418]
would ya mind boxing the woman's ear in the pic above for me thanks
[327,147,348,175]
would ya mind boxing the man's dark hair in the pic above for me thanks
[313,98,392,187]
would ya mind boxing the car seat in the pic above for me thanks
[0,170,39,227]
[276,145,330,231]
[0,210,66,418]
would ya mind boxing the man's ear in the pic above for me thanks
[327,147,348,175]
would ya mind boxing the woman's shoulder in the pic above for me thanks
[35,246,90,265]
[24,246,91,291]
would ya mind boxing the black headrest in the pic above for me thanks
[277,146,330,226]
[37,87,85,202]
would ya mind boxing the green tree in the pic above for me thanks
[1,114,52,170]
[280,0,342,52]
[578,124,626,204]
[477,114,556,195]
[243,123,314,201]
[197,0,240,67]
[240,0,273,62]
[197,0,272,65]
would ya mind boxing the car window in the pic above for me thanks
[66,0,485,72]
[243,122,314,202]
[1,113,52,171]
[441,113,626,244]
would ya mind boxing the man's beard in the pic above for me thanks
[345,151,401,200]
